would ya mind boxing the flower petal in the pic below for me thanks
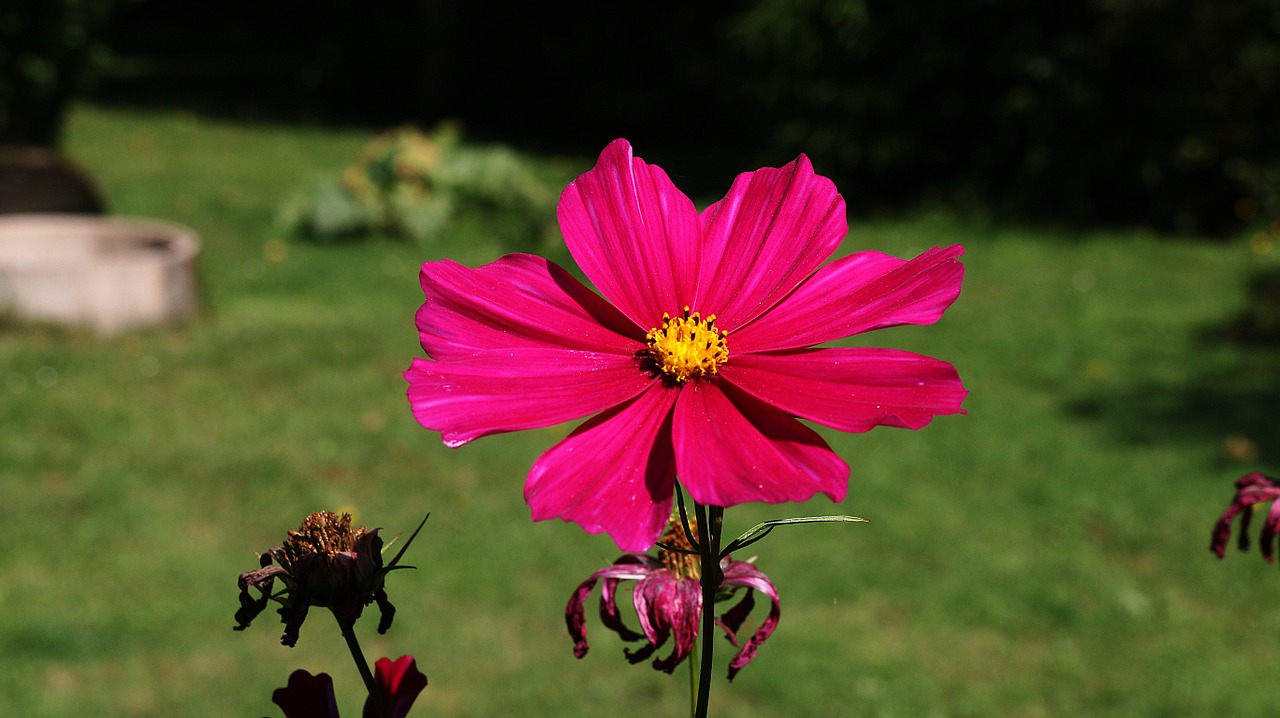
[637,573,702,674]
[526,386,680,551]
[1210,472,1280,558]
[599,558,659,644]
[557,139,701,328]
[631,571,676,648]
[720,347,967,433]
[367,656,428,718]
[272,670,341,718]
[566,557,656,659]
[729,245,965,353]
[695,154,846,331]
[720,560,781,681]
[417,253,642,361]
[672,381,849,508]
[405,351,650,448]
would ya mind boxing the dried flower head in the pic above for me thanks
[235,511,426,646]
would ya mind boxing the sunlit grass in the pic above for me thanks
[1,105,1277,716]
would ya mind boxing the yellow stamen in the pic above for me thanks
[645,306,728,384]
[659,514,701,580]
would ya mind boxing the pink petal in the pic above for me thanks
[720,560,781,681]
[417,253,642,362]
[672,381,848,508]
[729,245,965,353]
[631,571,676,647]
[635,572,702,673]
[695,154,846,331]
[720,348,967,433]
[557,139,701,328]
[1210,472,1280,558]
[566,558,656,658]
[404,351,651,448]
[525,386,680,551]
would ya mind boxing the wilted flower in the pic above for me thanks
[406,138,967,551]
[235,511,423,646]
[272,655,428,718]
[1211,471,1280,560]
[566,516,780,681]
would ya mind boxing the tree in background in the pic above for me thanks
[0,0,117,147]
[724,0,1280,234]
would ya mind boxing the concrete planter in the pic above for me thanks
[0,214,200,334]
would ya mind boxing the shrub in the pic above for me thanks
[281,126,557,248]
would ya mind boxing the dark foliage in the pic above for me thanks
[12,0,1277,232]
[0,0,115,146]
[724,0,1280,234]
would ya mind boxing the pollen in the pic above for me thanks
[283,511,364,560]
[645,306,728,383]
[659,514,701,581]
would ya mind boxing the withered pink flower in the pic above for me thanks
[1211,471,1280,560]
[566,516,779,681]
[406,138,967,550]
[271,655,428,718]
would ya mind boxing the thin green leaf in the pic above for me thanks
[721,515,867,557]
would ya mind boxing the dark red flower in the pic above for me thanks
[566,516,780,680]
[369,656,429,718]
[272,669,340,718]
[1211,471,1280,561]
[270,655,428,718]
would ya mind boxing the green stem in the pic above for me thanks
[687,637,699,718]
[336,613,390,718]
[694,503,723,718]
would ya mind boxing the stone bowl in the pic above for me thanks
[0,214,200,334]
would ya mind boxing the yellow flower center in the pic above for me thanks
[645,306,728,384]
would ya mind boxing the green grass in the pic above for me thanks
[3,104,1279,716]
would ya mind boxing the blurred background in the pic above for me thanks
[7,0,1280,233]
[4,1,1280,716]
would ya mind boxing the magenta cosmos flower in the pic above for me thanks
[405,139,967,551]
[567,516,779,680]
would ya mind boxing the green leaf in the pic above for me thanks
[721,515,867,557]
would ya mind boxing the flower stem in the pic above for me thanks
[336,613,390,718]
[694,503,723,718]
[687,637,699,718]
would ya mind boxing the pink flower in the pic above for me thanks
[566,517,779,680]
[406,139,967,551]
[271,655,428,718]
[1211,471,1280,560]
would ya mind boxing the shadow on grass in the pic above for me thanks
[1067,314,1280,467]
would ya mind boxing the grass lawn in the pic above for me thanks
[2,105,1278,717]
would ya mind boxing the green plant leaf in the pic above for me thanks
[721,515,867,557]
